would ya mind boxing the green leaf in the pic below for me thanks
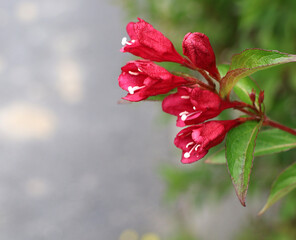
[255,128,296,156]
[218,64,261,105]
[259,162,296,215]
[226,120,262,206]
[219,49,296,98]
[204,147,226,164]
[217,64,230,77]
[146,93,170,101]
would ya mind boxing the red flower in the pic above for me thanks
[174,120,240,164]
[162,87,239,127]
[182,32,220,80]
[121,18,185,64]
[118,60,188,102]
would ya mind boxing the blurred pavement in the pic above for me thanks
[0,0,174,239]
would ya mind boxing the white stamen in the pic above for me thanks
[179,111,189,116]
[121,37,133,46]
[181,96,190,99]
[128,86,145,94]
[193,106,196,110]
[131,40,136,43]
[128,86,134,94]
[184,144,200,159]
[186,142,194,148]
[128,71,140,76]
[138,68,142,72]
[121,37,127,45]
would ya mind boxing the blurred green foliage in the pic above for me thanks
[119,0,296,239]
[234,211,296,240]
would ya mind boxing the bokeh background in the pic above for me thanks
[0,0,295,240]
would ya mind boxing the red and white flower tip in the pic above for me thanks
[118,60,188,102]
[162,87,239,127]
[182,32,220,80]
[121,18,185,64]
[174,120,240,164]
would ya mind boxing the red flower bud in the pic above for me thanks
[259,90,264,105]
[174,120,240,163]
[249,89,256,103]
[162,87,239,126]
[118,60,187,102]
[121,18,185,64]
[182,32,220,80]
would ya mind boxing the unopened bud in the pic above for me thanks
[259,91,264,104]
[249,89,256,103]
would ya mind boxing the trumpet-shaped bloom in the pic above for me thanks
[121,18,185,64]
[162,87,239,126]
[118,60,187,101]
[174,120,240,163]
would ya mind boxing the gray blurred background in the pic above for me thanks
[1,0,292,240]
[0,0,175,239]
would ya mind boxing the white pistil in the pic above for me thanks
[184,144,200,159]
[138,68,142,72]
[179,111,189,121]
[181,115,187,121]
[128,71,140,76]
[193,106,196,110]
[181,96,190,99]
[121,37,133,46]
[180,110,199,121]
[121,37,128,45]
[128,86,145,94]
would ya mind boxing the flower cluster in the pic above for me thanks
[118,18,245,163]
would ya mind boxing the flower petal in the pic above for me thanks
[119,61,187,102]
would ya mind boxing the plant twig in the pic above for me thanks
[264,119,296,136]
